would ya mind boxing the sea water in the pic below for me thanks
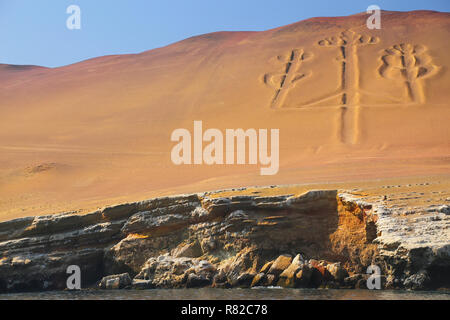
[1,288,449,300]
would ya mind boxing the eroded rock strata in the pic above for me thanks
[0,188,449,292]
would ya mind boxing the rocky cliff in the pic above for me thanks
[0,187,449,292]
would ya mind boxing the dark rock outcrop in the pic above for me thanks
[99,273,132,289]
[0,188,448,292]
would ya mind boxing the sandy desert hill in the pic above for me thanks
[0,10,449,221]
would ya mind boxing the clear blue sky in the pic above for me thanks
[1,0,449,67]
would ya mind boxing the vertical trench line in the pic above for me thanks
[279,74,288,90]
[272,50,301,109]
[345,43,358,106]
[405,81,414,103]
[284,50,296,73]
[343,39,361,145]
[271,89,282,108]
[353,44,360,103]
[338,104,347,144]
[352,43,361,144]
[412,54,425,104]
[337,94,348,144]
[341,92,347,105]
[405,51,423,104]
[342,43,355,144]
[335,45,348,144]
[401,52,416,103]
[352,104,361,144]
[340,46,346,91]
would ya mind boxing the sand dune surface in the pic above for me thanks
[0,10,449,220]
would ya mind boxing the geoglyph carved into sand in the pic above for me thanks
[316,30,379,144]
[263,49,313,109]
[262,31,441,144]
[263,31,380,144]
[316,30,379,106]
[379,44,439,104]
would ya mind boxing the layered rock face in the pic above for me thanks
[0,188,448,292]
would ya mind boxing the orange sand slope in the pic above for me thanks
[0,10,449,220]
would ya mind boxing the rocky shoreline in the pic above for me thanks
[0,187,449,293]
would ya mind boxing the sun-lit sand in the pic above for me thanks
[0,10,449,221]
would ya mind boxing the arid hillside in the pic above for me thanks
[0,10,449,220]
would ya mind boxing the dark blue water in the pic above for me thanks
[1,288,449,300]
